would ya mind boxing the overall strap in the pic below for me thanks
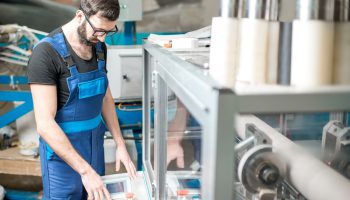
[34,33,78,75]
[95,42,106,71]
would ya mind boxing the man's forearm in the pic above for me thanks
[102,89,125,146]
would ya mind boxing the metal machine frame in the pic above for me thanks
[142,40,350,200]
[143,41,236,200]
[0,77,32,128]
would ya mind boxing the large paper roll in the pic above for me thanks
[291,20,334,87]
[333,22,350,85]
[236,18,269,85]
[267,21,280,84]
[209,17,239,87]
[16,110,38,145]
[15,110,39,156]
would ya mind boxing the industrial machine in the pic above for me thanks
[322,120,350,179]
[100,37,350,200]
[74,0,350,199]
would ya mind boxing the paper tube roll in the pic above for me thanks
[16,110,39,146]
[291,20,334,87]
[236,18,269,85]
[209,17,239,87]
[104,138,116,163]
[267,21,280,84]
[333,22,350,85]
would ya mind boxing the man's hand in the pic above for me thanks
[81,166,111,200]
[115,143,137,179]
[166,139,185,168]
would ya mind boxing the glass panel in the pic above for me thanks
[258,112,330,140]
[166,88,202,200]
[257,112,331,158]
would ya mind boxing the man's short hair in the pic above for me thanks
[80,0,120,21]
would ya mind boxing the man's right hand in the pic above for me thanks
[81,166,111,200]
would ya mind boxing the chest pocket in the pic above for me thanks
[78,77,106,99]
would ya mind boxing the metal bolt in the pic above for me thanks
[122,74,128,80]
[259,164,280,186]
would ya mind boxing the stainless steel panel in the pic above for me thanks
[118,0,142,21]
[107,46,142,100]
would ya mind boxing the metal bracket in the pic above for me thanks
[245,123,273,145]
[0,91,33,128]
[151,71,158,89]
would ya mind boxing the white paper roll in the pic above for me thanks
[333,22,350,85]
[209,17,239,87]
[291,20,334,87]
[15,110,39,146]
[267,21,280,84]
[236,19,269,85]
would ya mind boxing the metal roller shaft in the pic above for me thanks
[335,0,350,21]
[220,0,236,17]
[237,0,279,20]
[296,0,335,21]
[236,115,350,200]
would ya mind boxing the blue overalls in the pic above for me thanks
[36,33,108,199]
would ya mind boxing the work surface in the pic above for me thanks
[0,146,129,177]
[0,146,41,176]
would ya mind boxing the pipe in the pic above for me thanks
[221,0,236,17]
[0,33,16,43]
[237,0,280,20]
[296,0,335,21]
[236,115,350,200]
[235,135,255,151]
[277,22,292,85]
[238,0,268,19]
[266,0,280,21]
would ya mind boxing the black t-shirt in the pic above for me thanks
[27,28,107,110]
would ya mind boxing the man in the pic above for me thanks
[27,0,137,199]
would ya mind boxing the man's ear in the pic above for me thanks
[76,10,84,23]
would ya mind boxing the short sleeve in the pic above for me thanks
[27,42,59,85]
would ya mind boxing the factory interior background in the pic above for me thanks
[0,0,350,200]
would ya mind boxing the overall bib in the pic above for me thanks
[36,33,108,199]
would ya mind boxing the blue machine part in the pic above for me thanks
[5,189,40,200]
[116,102,154,129]
[123,22,135,45]
[135,139,142,170]
[0,75,28,85]
[105,31,183,45]
[105,32,150,45]
[0,91,33,128]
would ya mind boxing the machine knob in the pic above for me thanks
[122,74,129,80]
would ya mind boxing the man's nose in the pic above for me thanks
[97,34,107,42]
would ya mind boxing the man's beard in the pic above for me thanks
[77,21,96,46]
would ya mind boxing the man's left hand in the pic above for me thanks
[115,143,137,180]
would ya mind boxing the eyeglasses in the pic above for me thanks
[81,10,118,37]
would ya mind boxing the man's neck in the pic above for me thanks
[62,21,93,60]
